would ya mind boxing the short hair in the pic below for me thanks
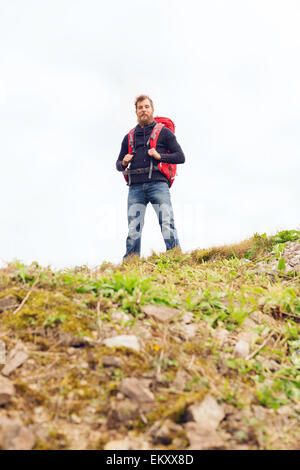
[135,94,154,110]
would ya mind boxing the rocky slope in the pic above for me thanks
[0,230,299,450]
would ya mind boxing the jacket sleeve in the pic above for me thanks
[159,128,185,164]
[116,134,129,171]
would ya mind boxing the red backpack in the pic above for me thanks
[123,116,177,187]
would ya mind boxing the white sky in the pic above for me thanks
[0,0,299,269]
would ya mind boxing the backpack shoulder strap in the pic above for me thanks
[147,123,164,179]
[147,123,164,149]
[128,127,136,154]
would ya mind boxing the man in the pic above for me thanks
[116,95,185,259]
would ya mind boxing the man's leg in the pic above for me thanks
[124,184,148,259]
[146,182,181,251]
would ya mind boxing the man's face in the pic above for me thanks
[136,99,154,127]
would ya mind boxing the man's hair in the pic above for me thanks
[135,94,154,110]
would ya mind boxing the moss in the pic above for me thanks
[93,436,110,450]
[2,288,97,338]
[14,381,48,406]
[43,429,69,450]
[146,391,208,425]
[183,342,204,355]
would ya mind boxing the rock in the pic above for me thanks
[184,422,225,450]
[180,311,194,324]
[234,340,250,359]
[1,343,28,376]
[59,332,94,347]
[104,437,150,450]
[107,400,139,427]
[0,295,17,313]
[102,355,123,368]
[252,405,267,421]
[111,311,131,323]
[214,328,229,346]
[178,324,198,338]
[0,416,35,450]
[149,419,183,445]
[251,241,300,275]
[141,305,180,322]
[0,341,5,365]
[0,375,15,405]
[103,335,140,352]
[242,317,258,329]
[119,377,154,403]
[238,331,259,346]
[277,406,294,417]
[185,394,225,431]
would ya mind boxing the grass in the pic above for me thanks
[0,228,299,450]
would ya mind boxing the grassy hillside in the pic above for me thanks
[0,229,299,450]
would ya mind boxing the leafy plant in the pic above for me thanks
[270,230,300,244]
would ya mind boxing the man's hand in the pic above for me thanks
[122,154,134,167]
[148,148,161,160]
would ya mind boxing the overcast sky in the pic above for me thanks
[0,0,299,269]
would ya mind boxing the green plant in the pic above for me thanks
[270,230,300,244]
[43,314,67,327]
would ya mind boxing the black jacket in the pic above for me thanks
[116,121,185,185]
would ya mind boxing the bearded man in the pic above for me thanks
[116,94,185,259]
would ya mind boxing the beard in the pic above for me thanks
[138,113,154,127]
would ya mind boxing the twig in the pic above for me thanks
[96,298,102,340]
[30,351,65,355]
[245,332,274,360]
[145,261,156,268]
[187,354,195,370]
[13,275,40,315]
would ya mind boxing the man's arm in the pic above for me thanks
[116,135,132,171]
[159,128,185,164]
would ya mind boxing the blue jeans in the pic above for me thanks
[124,182,181,259]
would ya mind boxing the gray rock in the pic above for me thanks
[0,375,15,405]
[0,416,35,450]
[234,340,250,359]
[119,377,154,403]
[184,422,225,450]
[1,343,28,376]
[185,395,225,431]
[242,317,258,329]
[149,419,183,445]
[141,305,180,322]
[111,311,131,323]
[252,241,300,274]
[178,324,198,338]
[214,328,229,346]
[107,400,139,426]
[238,331,259,346]
[180,311,194,324]
[103,335,140,352]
